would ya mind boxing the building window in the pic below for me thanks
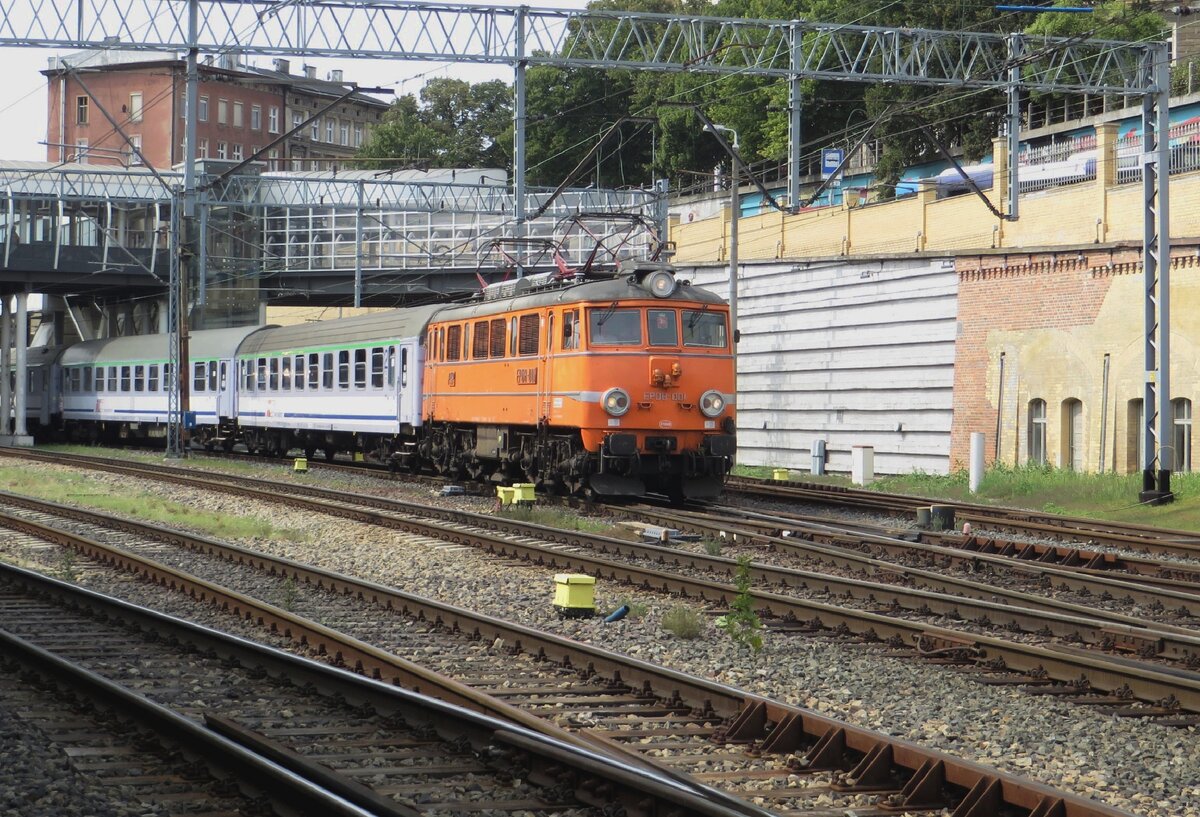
[340,121,349,145]
[76,95,88,124]
[217,98,228,125]
[74,139,89,163]
[233,101,243,127]
[250,145,259,160]
[1028,398,1047,465]
[198,95,209,122]
[251,105,262,130]
[268,106,279,133]
[129,135,142,165]
[1062,398,1083,470]
[354,123,363,147]
[217,141,227,159]
[232,144,243,161]
[129,92,142,122]
[198,138,208,159]
[311,118,320,141]
[292,111,303,131]
[1174,397,1192,472]
[326,118,335,142]
[268,148,278,170]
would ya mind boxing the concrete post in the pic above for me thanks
[0,296,10,436]
[13,292,27,437]
[969,431,985,493]
[851,445,874,485]
[1095,123,1118,244]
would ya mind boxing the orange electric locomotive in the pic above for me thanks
[419,261,736,499]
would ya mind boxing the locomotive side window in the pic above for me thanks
[562,310,579,350]
[338,350,351,389]
[355,348,369,389]
[490,319,505,358]
[148,365,158,392]
[322,353,334,389]
[518,314,540,356]
[648,310,678,346]
[472,321,490,359]
[121,366,131,392]
[588,308,641,346]
[446,325,462,361]
[683,310,728,348]
[308,353,320,389]
[134,365,145,392]
[371,347,384,388]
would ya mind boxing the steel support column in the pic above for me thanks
[354,180,364,307]
[788,23,803,210]
[1141,42,1173,503]
[1007,34,1023,220]
[13,292,26,437]
[512,4,527,271]
[0,296,10,436]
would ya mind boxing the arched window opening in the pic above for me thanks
[1173,398,1192,473]
[1062,398,1083,470]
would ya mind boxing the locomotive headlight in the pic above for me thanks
[643,269,677,298]
[602,387,631,417]
[699,389,726,418]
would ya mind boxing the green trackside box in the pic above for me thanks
[553,573,596,618]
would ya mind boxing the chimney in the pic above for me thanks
[328,69,343,83]
[304,64,316,80]
[273,58,290,74]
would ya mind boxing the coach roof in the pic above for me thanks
[237,306,443,356]
[60,326,267,366]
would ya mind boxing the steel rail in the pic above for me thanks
[0,561,760,817]
[5,449,1200,714]
[0,488,1141,817]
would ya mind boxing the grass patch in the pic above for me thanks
[0,465,312,543]
[615,597,649,619]
[499,503,612,533]
[661,605,705,639]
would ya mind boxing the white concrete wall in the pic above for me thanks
[680,256,958,476]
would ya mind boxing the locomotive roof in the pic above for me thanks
[432,275,726,323]
[237,305,443,356]
[59,325,268,366]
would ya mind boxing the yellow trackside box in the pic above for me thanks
[553,573,596,618]
[772,468,789,481]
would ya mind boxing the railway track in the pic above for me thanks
[7,448,1200,719]
[0,561,747,817]
[0,458,1142,817]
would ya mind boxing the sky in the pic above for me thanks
[0,0,592,163]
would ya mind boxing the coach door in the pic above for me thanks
[216,360,235,419]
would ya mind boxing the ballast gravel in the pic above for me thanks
[1,454,1198,817]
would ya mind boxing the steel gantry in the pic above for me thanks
[0,0,1173,494]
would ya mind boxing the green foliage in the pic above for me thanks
[661,605,705,639]
[617,596,650,618]
[57,547,77,582]
[716,556,763,653]
[357,78,513,168]
[281,575,298,612]
[703,538,723,556]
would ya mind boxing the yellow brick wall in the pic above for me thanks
[670,170,1200,261]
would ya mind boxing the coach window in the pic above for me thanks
[588,308,641,345]
[269,358,280,391]
[134,365,145,392]
[108,366,118,391]
[193,362,206,393]
[294,356,305,390]
[518,314,540,356]
[256,358,268,391]
[490,319,505,358]
[208,361,218,392]
[648,309,678,346]
[321,353,334,389]
[473,321,490,359]
[243,361,253,391]
[338,350,351,389]
[148,364,158,392]
[371,347,385,388]
[81,367,91,392]
[353,348,367,389]
[446,325,462,361]
[683,310,728,348]
[309,353,320,390]
[93,366,103,391]
[562,310,579,350]
[120,366,131,392]
[1174,398,1192,472]
[1027,399,1047,465]
[281,356,292,389]
[401,349,409,386]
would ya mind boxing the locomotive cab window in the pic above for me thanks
[683,309,728,348]
[648,310,678,346]
[562,310,579,350]
[589,307,641,346]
